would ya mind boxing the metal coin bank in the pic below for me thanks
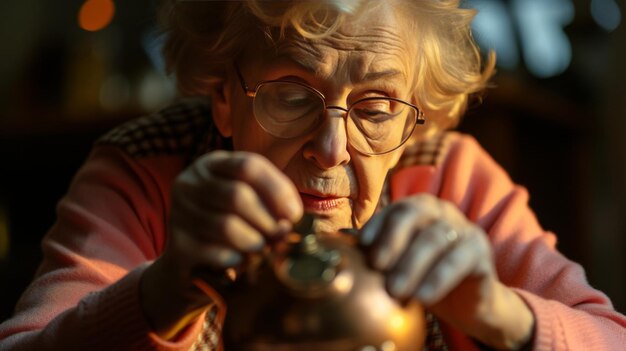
[218,215,426,351]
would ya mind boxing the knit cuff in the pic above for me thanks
[513,288,565,351]
[81,263,204,351]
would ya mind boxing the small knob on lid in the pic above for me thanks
[275,214,342,295]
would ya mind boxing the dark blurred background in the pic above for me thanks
[0,0,624,322]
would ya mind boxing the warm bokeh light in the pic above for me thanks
[78,0,115,32]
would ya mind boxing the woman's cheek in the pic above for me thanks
[351,153,404,228]
[352,180,384,228]
[353,201,376,229]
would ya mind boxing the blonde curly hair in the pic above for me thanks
[160,0,495,135]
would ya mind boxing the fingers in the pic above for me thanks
[171,150,302,238]
[172,197,265,251]
[387,221,456,298]
[175,173,288,238]
[201,151,303,222]
[172,173,268,259]
[413,229,486,304]
[361,194,495,308]
[171,226,243,268]
[360,195,439,269]
[168,151,303,271]
[362,206,428,270]
[387,222,493,305]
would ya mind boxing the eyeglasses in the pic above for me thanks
[234,64,425,155]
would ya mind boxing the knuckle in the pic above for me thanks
[210,149,233,161]
[438,200,457,214]
[235,152,266,177]
[417,225,444,246]
[391,199,418,215]
[193,152,214,167]
[195,151,224,171]
[394,194,440,220]
[427,221,458,247]
[411,193,437,205]
[173,170,196,191]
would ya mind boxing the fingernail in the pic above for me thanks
[275,219,292,236]
[287,200,303,221]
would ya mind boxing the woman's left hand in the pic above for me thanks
[360,194,534,350]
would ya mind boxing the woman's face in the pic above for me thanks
[218,4,417,233]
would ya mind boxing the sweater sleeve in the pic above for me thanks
[0,146,205,351]
[391,133,626,350]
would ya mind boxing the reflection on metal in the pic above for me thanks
[591,0,622,32]
[217,215,426,350]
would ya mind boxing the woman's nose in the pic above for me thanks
[302,107,351,169]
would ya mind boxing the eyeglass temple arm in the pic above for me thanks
[416,109,426,125]
[233,62,256,97]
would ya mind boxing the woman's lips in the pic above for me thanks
[300,193,347,212]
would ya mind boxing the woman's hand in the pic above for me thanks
[360,194,534,350]
[141,151,303,339]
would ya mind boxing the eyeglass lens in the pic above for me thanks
[253,81,418,155]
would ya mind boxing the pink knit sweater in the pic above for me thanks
[1,102,625,350]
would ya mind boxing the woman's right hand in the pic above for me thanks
[140,151,303,339]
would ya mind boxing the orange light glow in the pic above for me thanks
[389,313,407,332]
[78,0,115,32]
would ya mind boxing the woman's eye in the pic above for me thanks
[365,105,390,114]
[354,101,392,118]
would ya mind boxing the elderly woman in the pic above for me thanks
[1,0,625,350]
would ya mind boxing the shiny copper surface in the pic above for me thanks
[219,223,426,351]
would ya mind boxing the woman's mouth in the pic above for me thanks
[300,193,347,213]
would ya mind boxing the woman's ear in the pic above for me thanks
[209,78,233,137]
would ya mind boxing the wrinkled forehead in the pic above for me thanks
[245,3,414,83]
